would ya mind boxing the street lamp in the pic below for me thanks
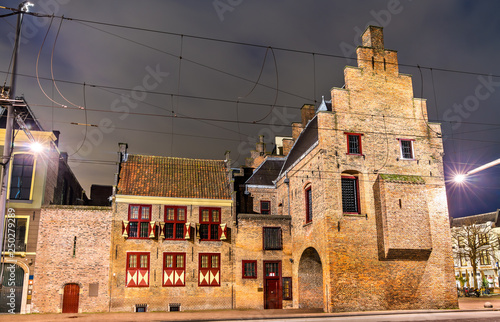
[454,157,500,183]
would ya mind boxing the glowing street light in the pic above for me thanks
[30,141,44,153]
[454,157,500,183]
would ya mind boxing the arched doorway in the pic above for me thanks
[62,283,80,313]
[298,247,323,309]
[0,263,24,313]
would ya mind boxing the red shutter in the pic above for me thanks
[122,221,129,239]
[219,223,227,240]
[184,223,191,239]
[149,221,157,239]
[159,222,165,239]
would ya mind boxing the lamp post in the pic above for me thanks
[454,157,500,183]
[0,1,33,275]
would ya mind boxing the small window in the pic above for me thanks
[260,201,270,215]
[126,252,150,287]
[163,252,186,286]
[478,234,488,245]
[480,250,490,265]
[305,187,312,223]
[128,205,152,239]
[199,208,221,241]
[164,206,187,240]
[283,277,292,300]
[341,176,360,214]
[399,139,414,159]
[345,133,362,155]
[199,253,220,286]
[10,154,34,200]
[242,260,257,279]
[263,227,282,250]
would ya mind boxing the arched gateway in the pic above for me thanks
[298,247,323,309]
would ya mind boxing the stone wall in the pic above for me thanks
[31,206,112,313]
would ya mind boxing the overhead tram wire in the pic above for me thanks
[4,7,500,80]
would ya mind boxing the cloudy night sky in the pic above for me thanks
[0,0,499,218]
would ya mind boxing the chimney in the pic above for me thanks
[118,142,128,162]
[301,104,315,127]
[282,138,294,156]
[52,130,60,147]
[362,25,384,49]
[256,135,266,155]
[292,122,303,140]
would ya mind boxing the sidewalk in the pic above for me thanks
[2,296,500,322]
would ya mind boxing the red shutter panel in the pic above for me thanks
[137,269,149,286]
[149,221,156,239]
[122,221,129,239]
[184,222,191,239]
[159,222,165,239]
[126,268,137,287]
[219,223,227,240]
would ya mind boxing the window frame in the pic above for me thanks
[198,253,221,287]
[398,138,415,160]
[126,252,150,287]
[282,277,292,300]
[199,207,221,241]
[260,200,270,215]
[242,260,257,279]
[341,175,361,214]
[480,250,491,265]
[345,132,363,155]
[163,252,186,287]
[164,206,187,240]
[9,153,35,201]
[127,205,152,239]
[263,227,282,250]
[305,186,312,223]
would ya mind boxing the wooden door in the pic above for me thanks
[62,284,79,313]
[264,261,282,309]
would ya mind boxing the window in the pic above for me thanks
[242,260,257,279]
[163,252,186,286]
[199,253,220,286]
[341,176,360,214]
[260,201,270,215]
[283,277,292,300]
[199,208,221,241]
[458,236,465,248]
[459,254,467,267]
[263,227,282,250]
[8,218,27,252]
[264,261,280,277]
[478,234,488,245]
[305,186,312,223]
[345,133,362,155]
[480,250,491,265]
[10,154,34,200]
[399,139,414,159]
[126,252,149,287]
[128,205,152,238]
[164,206,187,240]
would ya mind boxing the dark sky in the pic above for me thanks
[1,0,499,218]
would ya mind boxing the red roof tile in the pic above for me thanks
[117,155,231,200]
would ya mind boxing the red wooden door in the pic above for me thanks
[62,284,79,313]
[265,279,281,309]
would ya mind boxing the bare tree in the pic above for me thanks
[451,218,499,289]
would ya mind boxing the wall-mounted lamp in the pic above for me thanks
[289,258,294,264]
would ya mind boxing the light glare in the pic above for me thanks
[30,142,44,153]
[454,174,466,183]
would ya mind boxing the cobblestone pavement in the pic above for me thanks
[1,296,499,322]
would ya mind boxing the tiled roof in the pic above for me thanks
[246,158,285,186]
[117,155,231,200]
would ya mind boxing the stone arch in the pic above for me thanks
[298,247,323,309]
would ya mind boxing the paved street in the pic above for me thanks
[2,296,500,322]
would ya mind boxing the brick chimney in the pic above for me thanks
[256,135,266,155]
[356,26,399,76]
[301,104,315,127]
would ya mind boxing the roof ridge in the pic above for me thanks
[128,154,225,162]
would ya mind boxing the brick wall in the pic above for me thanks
[110,201,233,312]
[31,206,112,313]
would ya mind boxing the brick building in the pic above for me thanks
[0,99,86,314]
[109,153,233,312]
[27,25,458,313]
[237,25,457,311]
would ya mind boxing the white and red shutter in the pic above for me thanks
[159,222,165,239]
[122,220,129,238]
[219,223,227,240]
[184,222,191,239]
[148,221,157,239]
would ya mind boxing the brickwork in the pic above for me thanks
[247,187,279,215]
[110,201,233,312]
[31,206,112,313]
[233,214,292,309]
